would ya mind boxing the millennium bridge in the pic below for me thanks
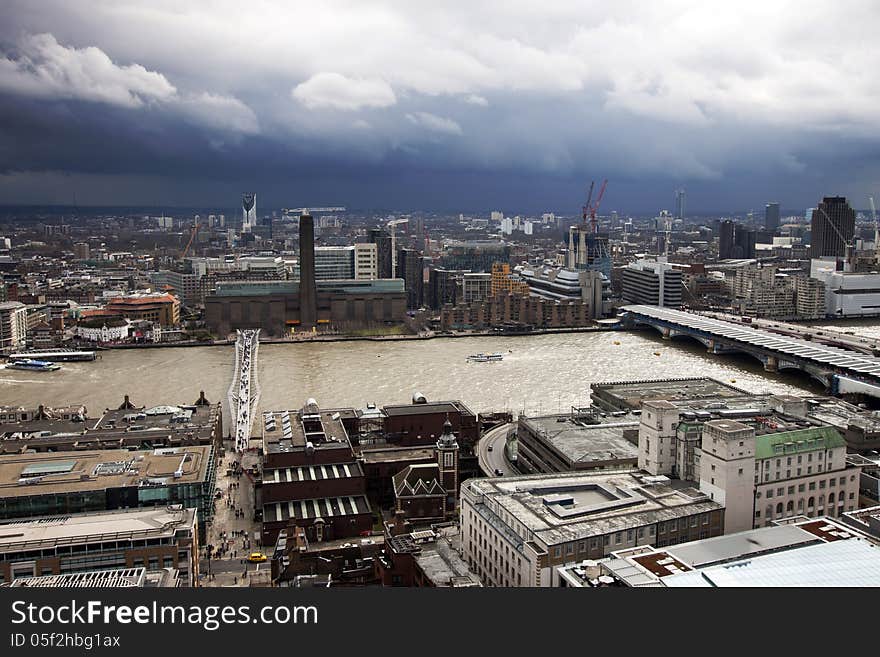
[621,305,880,400]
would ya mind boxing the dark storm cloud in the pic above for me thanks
[0,1,879,212]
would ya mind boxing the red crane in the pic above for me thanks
[581,181,595,226]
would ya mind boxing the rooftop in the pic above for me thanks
[0,506,196,552]
[754,426,845,460]
[663,537,880,587]
[383,400,475,418]
[519,411,639,466]
[591,377,750,411]
[262,407,353,456]
[464,470,722,546]
[3,567,180,588]
[0,446,213,498]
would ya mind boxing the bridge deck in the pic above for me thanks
[622,305,880,378]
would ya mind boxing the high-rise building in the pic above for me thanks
[765,202,780,232]
[810,196,855,259]
[298,212,317,329]
[0,301,28,351]
[621,258,683,308]
[241,193,257,232]
[674,188,686,220]
[719,220,735,260]
[566,226,611,278]
[733,228,756,259]
[369,228,393,279]
[428,268,465,309]
[397,248,424,309]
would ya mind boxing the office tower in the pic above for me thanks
[299,212,317,329]
[810,196,855,259]
[397,248,424,309]
[621,258,683,307]
[242,193,257,232]
[369,228,393,278]
[765,202,780,232]
[719,220,735,259]
[674,188,686,220]
[733,228,756,259]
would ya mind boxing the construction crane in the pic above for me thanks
[581,181,595,226]
[387,217,409,275]
[181,222,200,259]
[585,179,608,234]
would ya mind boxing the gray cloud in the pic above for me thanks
[0,1,878,210]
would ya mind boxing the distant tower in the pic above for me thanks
[435,417,460,516]
[674,188,686,220]
[810,196,855,259]
[719,220,735,260]
[298,211,318,330]
[242,193,257,232]
[765,202,780,233]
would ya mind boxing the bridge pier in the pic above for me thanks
[661,327,671,340]
[764,356,778,373]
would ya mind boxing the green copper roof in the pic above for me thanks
[755,426,844,461]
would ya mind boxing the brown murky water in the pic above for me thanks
[0,331,826,428]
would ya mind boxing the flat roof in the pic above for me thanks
[0,446,213,498]
[663,538,880,587]
[262,409,353,455]
[666,524,820,568]
[465,471,723,546]
[519,413,639,465]
[591,377,750,410]
[383,401,475,417]
[359,446,436,464]
[0,506,196,552]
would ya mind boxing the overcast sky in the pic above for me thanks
[0,1,878,214]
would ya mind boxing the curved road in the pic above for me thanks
[478,422,518,477]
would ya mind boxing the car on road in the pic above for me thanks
[247,552,267,563]
[487,445,493,452]
[494,468,504,476]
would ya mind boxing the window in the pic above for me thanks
[776,503,783,515]
[738,468,743,476]
[614,532,622,544]
[755,509,761,518]
[690,516,698,528]
[767,489,774,498]
[553,547,562,557]
[566,544,574,555]
[787,486,795,495]
[798,483,805,493]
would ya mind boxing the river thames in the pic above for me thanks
[0,328,847,427]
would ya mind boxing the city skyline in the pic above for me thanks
[0,2,878,212]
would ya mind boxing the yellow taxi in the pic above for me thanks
[247,552,267,563]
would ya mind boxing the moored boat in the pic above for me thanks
[6,359,61,372]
